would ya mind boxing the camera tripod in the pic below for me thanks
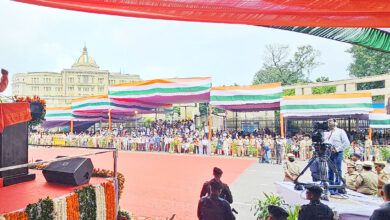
[294,143,347,201]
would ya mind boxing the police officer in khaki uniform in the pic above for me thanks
[344,163,359,191]
[375,161,390,197]
[283,153,301,182]
[299,134,312,161]
[364,135,373,161]
[355,161,378,196]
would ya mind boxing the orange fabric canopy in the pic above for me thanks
[14,0,390,27]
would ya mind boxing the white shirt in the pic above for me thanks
[323,127,350,152]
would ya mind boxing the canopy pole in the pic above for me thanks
[369,128,373,140]
[70,119,73,135]
[208,104,212,141]
[109,109,112,138]
[280,113,285,138]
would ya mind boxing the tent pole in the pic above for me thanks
[369,128,373,140]
[280,113,284,138]
[109,109,112,138]
[70,119,73,135]
[208,104,212,141]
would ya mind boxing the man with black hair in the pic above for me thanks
[197,178,235,220]
[370,183,390,220]
[298,185,334,220]
[200,167,233,203]
[268,205,289,220]
[324,118,350,191]
[0,69,8,92]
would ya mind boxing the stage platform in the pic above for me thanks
[275,181,383,220]
[0,169,107,214]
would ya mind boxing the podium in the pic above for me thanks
[0,103,36,186]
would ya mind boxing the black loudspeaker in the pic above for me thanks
[43,158,93,186]
[0,122,35,186]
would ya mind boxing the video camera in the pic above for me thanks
[311,121,328,143]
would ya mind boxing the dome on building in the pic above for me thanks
[71,46,100,70]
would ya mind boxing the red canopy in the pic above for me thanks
[14,0,390,27]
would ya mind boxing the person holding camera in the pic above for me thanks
[324,118,350,189]
[0,69,8,92]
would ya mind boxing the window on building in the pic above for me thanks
[83,76,88,83]
[120,80,125,84]
[32,78,39,84]
[32,86,39,91]
[98,78,104,84]
[55,87,62,92]
[91,87,94,92]
[83,87,89,92]
[98,86,104,92]
[109,80,115,85]
[78,87,82,92]
[68,86,74,91]
[44,87,51,92]
[56,79,62,84]
[68,77,74,83]
[44,78,51,83]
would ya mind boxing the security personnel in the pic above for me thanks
[283,153,301,182]
[298,185,334,220]
[344,163,359,191]
[200,167,233,203]
[268,205,289,220]
[355,161,378,196]
[299,134,312,161]
[197,178,235,220]
[375,161,390,197]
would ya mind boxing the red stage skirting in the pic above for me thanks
[0,170,107,214]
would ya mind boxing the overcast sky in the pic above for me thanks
[0,1,353,96]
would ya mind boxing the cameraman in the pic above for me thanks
[324,118,350,189]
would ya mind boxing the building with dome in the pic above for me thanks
[12,46,141,107]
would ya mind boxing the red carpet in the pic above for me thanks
[28,148,255,220]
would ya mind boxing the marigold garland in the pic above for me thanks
[93,168,125,199]
[102,181,116,220]
[66,193,80,220]
[3,211,28,220]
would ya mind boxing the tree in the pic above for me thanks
[347,45,390,78]
[312,77,336,94]
[253,44,321,86]
[347,45,390,91]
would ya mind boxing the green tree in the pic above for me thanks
[347,45,390,90]
[253,44,321,86]
[312,77,336,94]
[347,45,390,77]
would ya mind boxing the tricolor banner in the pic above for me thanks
[45,107,72,121]
[369,109,390,128]
[281,93,373,118]
[109,77,211,104]
[210,83,282,111]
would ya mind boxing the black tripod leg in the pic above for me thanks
[294,157,316,184]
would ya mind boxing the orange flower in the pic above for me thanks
[66,193,80,220]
